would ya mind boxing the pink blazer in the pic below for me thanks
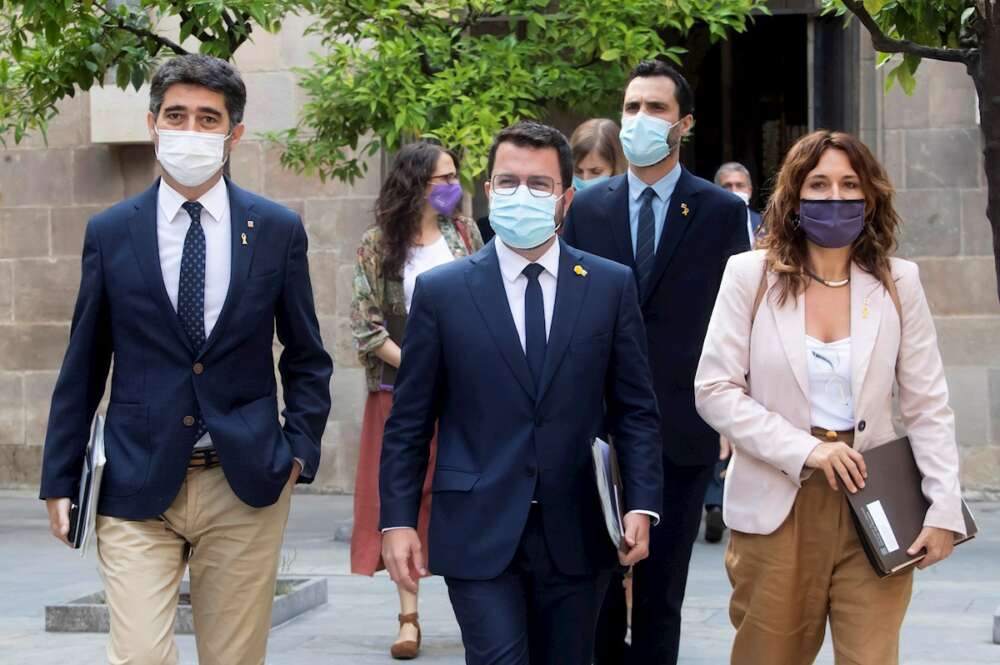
[694,250,965,536]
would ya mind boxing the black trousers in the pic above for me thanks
[594,460,715,665]
[446,506,611,665]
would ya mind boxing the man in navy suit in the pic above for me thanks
[39,55,332,664]
[715,161,763,244]
[379,121,663,665]
[562,61,751,665]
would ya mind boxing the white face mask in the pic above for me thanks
[733,190,751,206]
[154,128,231,187]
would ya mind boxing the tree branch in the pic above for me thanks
[842,0,975,64]
[178,8,218,45]
[94,2,188,55]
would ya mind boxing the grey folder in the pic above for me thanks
[591,437,628,553]
[842,436,978,577]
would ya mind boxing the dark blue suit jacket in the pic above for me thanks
[379,239,662,580]
[39,178,333,519]
[749,208,763,236]
[563,168,751,466]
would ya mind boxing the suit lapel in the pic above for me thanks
[850,264,884,402]
[771,280,811,402]
[606,176,635,270]
[642,167,698,306]
[199,178,256,358]
[466,243,536,400]
[128,179,195,354]
[536,241,589,403]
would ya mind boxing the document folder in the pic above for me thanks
[842,436,978,577]
[591,437,628,553]
[67,414,106,556]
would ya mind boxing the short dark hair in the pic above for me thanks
[149,55,247,127]
[487,121,573,191]
[627,60,695,118]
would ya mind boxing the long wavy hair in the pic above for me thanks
[757,130,901,305]
[375,140,461,279]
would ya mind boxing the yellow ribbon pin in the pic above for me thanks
[574,265,587,277]
[241,233,248,246]
[680,203,690,217]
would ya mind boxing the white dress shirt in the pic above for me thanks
[494,237,559,349]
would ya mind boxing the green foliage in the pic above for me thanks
[822,0,979,95]
[0,1,310,145]
[274,0,768,185]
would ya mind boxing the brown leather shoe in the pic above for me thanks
[390,612,421,660]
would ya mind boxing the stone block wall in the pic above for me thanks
[0,15,376,493]
[866,50,1000,492]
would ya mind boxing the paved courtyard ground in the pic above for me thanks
[1,490,997,664]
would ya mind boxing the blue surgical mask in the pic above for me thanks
[619,112,675,167]
[572,174,611,191]
[489,185,562,249]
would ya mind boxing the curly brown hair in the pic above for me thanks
[375,140,461,279]
[757,130,901,305]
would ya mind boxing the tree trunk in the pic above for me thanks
[971,15,1000,303]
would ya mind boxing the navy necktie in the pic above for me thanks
[635,187,657,298]
[178,201,209,443]
[522,263,546,391]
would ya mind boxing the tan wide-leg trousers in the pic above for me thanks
[725,471,914,665]
[96,466,292,665]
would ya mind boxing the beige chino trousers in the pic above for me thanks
[96,465,292,665]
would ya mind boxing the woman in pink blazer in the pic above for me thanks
[694,130,966,665]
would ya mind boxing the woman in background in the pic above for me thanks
[569,118,626,191]
[350,140,483,660]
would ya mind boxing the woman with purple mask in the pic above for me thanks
[694,131,965,665]
[350,140,482,660]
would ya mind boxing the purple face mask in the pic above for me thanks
[428,183,463,216]
[798,199,865,248]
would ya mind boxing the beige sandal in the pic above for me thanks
[390,612,421,660]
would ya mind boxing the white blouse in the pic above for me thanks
[403,235,455,313]
[805,335,855,432]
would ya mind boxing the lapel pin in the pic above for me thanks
[862,295,870,319]
[241,232,248,246]
[247,220,254,229]
[573,264,588,277]
[680,202,690,217]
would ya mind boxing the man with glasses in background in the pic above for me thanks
[378,121,663,665]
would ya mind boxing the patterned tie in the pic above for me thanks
[635,187,657,298]
[178,201,209,443]
[522,263,547,392]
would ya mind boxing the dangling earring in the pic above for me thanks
[790,212,801,229]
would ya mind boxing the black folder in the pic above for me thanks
[591,437,628,553]
[68,414,106,554]
[842,436,978,577]
[378,314,407,390]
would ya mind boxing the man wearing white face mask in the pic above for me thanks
[563,60,751,665]
[379,121,663,665]
[39,55,332,665]
[715,161,763,247]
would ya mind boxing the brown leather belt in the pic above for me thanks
[188,448,220,469]
[810,427,855,446]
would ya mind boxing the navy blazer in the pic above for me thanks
[379,239,662,580]
[39,178,333,519]
[749,208,763,235]
[563,168,750,466]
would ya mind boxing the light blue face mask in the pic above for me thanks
[489,185,563,249]
[619,112,676,168]
[572,174,612,191]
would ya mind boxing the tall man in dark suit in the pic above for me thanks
[379,121,663,665]
[562,61,751,665]
[40,55,332,665]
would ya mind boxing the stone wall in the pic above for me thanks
[860,44,1000,492]
[0,15,376,493]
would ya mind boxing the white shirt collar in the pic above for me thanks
[158,177,229,225]
[495,236,561,284]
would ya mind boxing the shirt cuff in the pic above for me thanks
[293,457,310,479]
[381,526,415,533]
[627,509,660,526]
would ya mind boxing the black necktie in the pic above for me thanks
[522,263,546,391]
[178,201,208,443]
[635,187,657,298]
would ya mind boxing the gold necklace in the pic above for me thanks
[804,267,850,288]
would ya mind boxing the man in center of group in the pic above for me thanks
[563,60,751,664]
[379,120,663,665]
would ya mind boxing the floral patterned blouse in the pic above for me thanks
[351,214,484,392]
